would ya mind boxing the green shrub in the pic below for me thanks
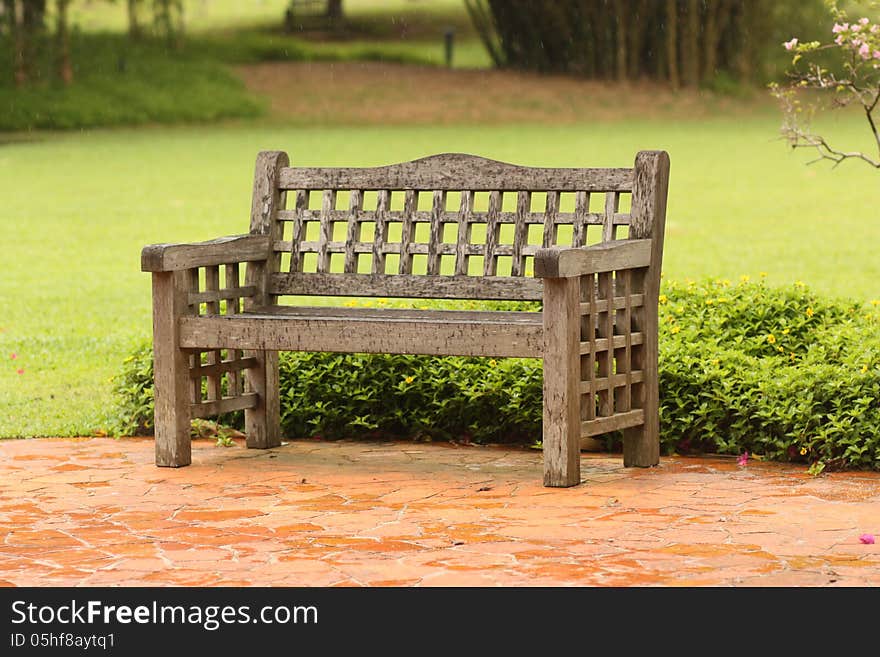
[112,280,880,471]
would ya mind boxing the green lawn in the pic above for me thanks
[1,116,879,437]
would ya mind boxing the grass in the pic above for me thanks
[1,116,879,437]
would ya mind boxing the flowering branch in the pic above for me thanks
[770,3,880,170]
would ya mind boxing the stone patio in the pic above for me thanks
[0,436,877,586]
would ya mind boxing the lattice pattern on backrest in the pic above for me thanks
[267,154,635,301]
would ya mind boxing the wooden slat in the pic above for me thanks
[344,189,363,273]
[582,409,645,437]
[618,270,633,412]
[603,191,620,242]
[203,266,222,402]
[372,190,391,274]
[289,189,308,273]
[483,190,502,275]
[258,304,542,323]
[187,268,202,404]
[191,392,259,419]
[189,356,259,380]
[579,332,644,356]
[275,240,547,258]
[427,190,445,275]
[580,294,645,315]
[511,191,530,277]
[399,190,416,274]
[188,286,257,305]
[580,370,644,394]
[534,239,652,278]
[581,273,596,422]
[317,189,336,273]
[141,235,270,272]
[542,276,581,487]
[454,190,473,276]
[597,271,614,417]
[278,208,627,227]
[573,191,589,247]
[270,272,544,300]
[279,154,633,192]
[224,263,243,397]
[179,313,544,358]
[543,190,560,247]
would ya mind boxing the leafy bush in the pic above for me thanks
[112,280,880,471]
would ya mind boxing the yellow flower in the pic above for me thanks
[805,307,814,317]
[666,315,675,323]
[782,328,790,335]
[789,352,796,361]
[404,376,414,384]
[676,306,685,315]
[794,280,805,288]
[777,346,784,352]
[766,334,776,344]
[799,447,808,456]
[721,279,731,286]
[740,275,750,283]
[712,359,720,366]
[670,325,681,334]
[659,294,668,304]
[489,359,497,367]
[862,365,869,374]
[705,299,714,306]
[871,300,879,307]
[717,297,728,303]
[760,272,768,278]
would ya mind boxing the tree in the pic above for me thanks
[128,0,142,40]
[55,0,71,84]
[465,1,821,88]
[771,2,880,169]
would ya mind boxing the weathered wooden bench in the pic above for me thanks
[141,150,669,487]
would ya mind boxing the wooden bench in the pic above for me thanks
[141,150,670,487]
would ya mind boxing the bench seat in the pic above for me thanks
[179,306,544,357]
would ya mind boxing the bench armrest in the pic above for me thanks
[141,234,271,272]
[533,239,652,278]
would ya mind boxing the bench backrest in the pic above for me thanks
[249,151,665,302]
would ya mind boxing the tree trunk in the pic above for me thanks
[682,0,699,87]
[10,0,26,86]
[627,0,648,79]
[128,0,141,40]
[665,0,679,89]
[615,0,627,81]
[327,0,342,21]
[736,0,753,84]
[55,0,71,84]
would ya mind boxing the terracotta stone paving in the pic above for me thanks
[0,437,878,587]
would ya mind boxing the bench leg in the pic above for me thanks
[542,277,581,487]
[152,271,192,467]
[623,308,660,468]
[245,350,281,449]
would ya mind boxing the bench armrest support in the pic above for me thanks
[141,234,271,272]
[533,239,652,278]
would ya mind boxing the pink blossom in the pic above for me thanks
[874,50,880,60]
[852,24,861,33]
[859,43,871,59]
[784,38,798,51]
[859,534,875,544]
[16,368,24,375]
[737,452,749,466]
[832,23,847,33]
[859,17,870,26]
[872,24,879,33]
[835,35,846,45]
[9,352,16,360]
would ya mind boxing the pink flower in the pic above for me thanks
[872,24,879,33]
[784,38,798,51]
[859,17,870,26]
[859,43,871,59]
[835,35,846,45]
[859,534,875,544]
[874,50,880,60]
[9,352,16,360]
[16,368,24,375]
[832,23,847,33]
[737,452,749,466]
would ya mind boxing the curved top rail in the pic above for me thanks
[278,152,633,192]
